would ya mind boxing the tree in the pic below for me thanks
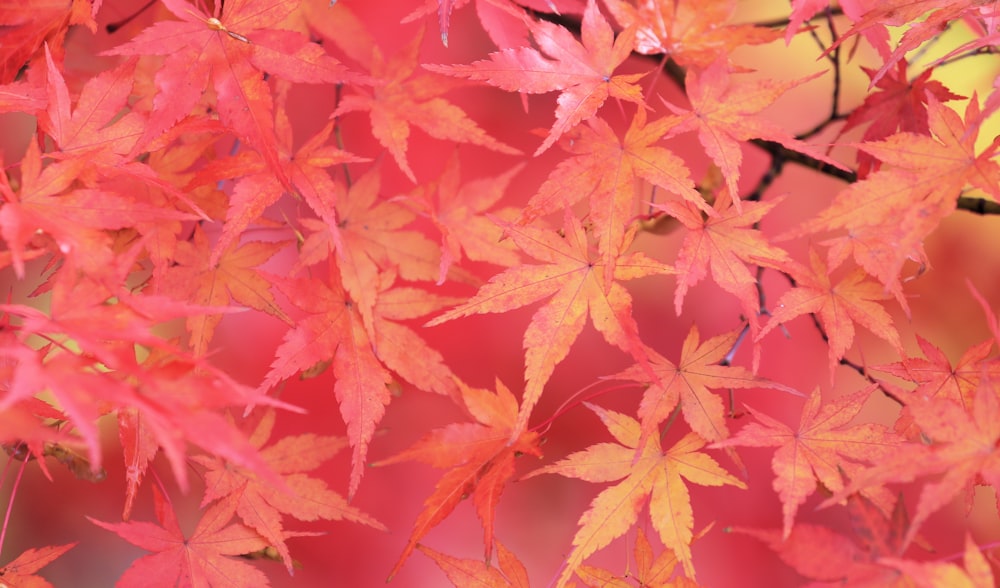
[0,0,999,586]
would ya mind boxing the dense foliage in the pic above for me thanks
[1,0,1000,586]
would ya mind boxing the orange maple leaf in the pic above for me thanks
[334,27,519,182]
[758,249,902,376]
[615,325,795,446]
[194,409,386,573]
[373,378,542,581]
[714,385,901,538]
[418,540,530,588]
[428,212,673,436]
[526,403,745,585]
[664,58,844,210]
[90,486,270,587]
[573,525,706,588]
[602,0,780,68]
[426,0,644,155]
[518,107,703,284]
[0,542,76,588]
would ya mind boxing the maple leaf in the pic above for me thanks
[664,58,845,210]
[156,226,291,356]
[373,377,542,580]
[104,0,353,181]
[0,542,76,588]
[119,407,159,521]
[837,60,963,178]
[730,492,914,587]
[0,139,186,280]
[418,540,530,588]
[833,1,999,87]
[90,486,271,587]
[757,249,902,376]
[260,274,392,498]
[0,0,94,84]
[787,96,1000,304]
[881,534,995,588]
[874,335,1000,437]
[652,186,790,341]
[428,212,673,436]
[615,325,795,446]
[601,0,781,68]
[406,151,523,284]
[574,525,699,587]
[184,90,366,265]
[40,46,143,163]
[518,107,703,284]
[825,381,1000,550]
[333,27,519,182]
[194,408,386,573]
[714,386,902,538]
[296,164,465,334]
[426,0,645,155]
[526,403,745,585]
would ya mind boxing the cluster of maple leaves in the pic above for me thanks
[1,0,1000,585]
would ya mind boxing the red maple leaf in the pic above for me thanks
[715,385,901,538]
[155,226,291,356]
[334,27,519,182]
[261,269,459,496]
[837,59,963,178]
[826,381,1000,550]
[0,542,76,588]
[90,486,270,587]
[525,402,745,585]
[664,57,845,210]
[104,0,354,181]
[426,0,645,155]
[406,151,523,284]
[428,212,673,436]
[787,96,1000,304]
[731,492,914,587]
[874,335,1000,438]
[758,249,902,375]
[296,164,464,333]
[194,409,386,572]
[373,377,542,580]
